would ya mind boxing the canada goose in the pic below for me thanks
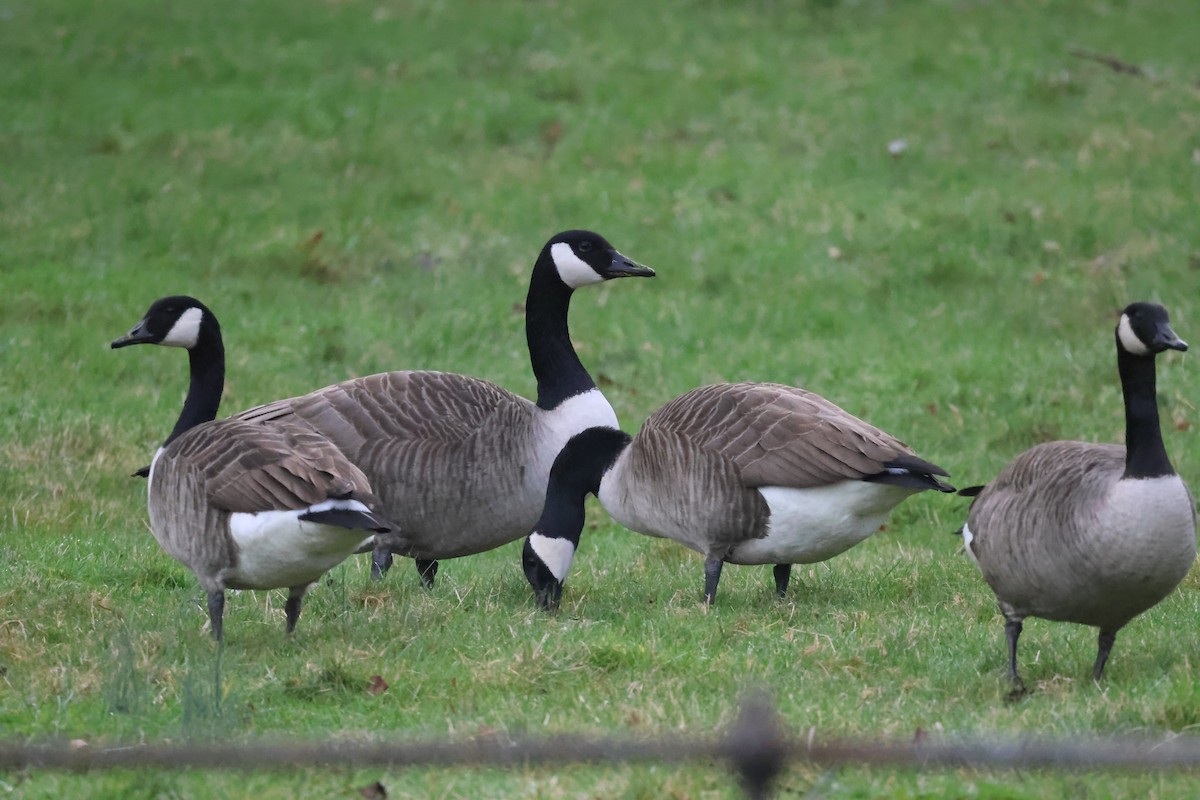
[112,296,390,641]
[234,230,654,586]
[522,382,954,610]
[960,302,1194,691]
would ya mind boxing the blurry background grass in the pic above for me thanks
[3,0,1200,797]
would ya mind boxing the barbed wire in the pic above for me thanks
[4,695,1200,799]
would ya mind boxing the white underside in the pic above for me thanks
[728,481,917,565]
[528,532,576,581]
[226,498,372,590]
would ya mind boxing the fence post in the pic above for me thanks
[724,692,787,800]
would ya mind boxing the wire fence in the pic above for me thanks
[5,694,1200,798]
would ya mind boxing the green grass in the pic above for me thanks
[3,0,1200,796]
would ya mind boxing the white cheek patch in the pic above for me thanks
[550,242,604,289]
[1117,314,1151,356]
[528,532,576,582]
[160,307,204,349]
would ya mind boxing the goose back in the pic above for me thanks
[648,382,944,487]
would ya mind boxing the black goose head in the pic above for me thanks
[111,295,217,351]
[540,229,655,290]
[1116,302,1187,358]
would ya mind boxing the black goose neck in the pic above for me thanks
[539,428,630,546]
[526,262,597,411]
[165,324,225,447]
[1116,341,1174,479]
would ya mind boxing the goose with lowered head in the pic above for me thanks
[523,381,954,610]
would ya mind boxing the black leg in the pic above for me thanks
[772,564,791,597]
[285,586,306,634]
[416,559,439,589]
[1004,616,1027,697]
[371,545,394,581]
[206,590,225,642]
[1093,629,1117,681]
[703,557,724,605]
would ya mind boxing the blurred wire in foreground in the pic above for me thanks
[4,694,1200,799]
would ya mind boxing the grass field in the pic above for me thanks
[3,0,1200,796]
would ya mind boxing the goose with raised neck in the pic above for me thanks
[233,230,655,587]
[960,301,1194,694]
[113,296,390,641]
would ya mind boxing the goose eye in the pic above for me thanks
[576,241,593,254]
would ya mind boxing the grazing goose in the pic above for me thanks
[522,382,954,610]
[112,296,390,641]
[961,302,1194,691]
[235,230,654,586]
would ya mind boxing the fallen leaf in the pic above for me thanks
[366,675,388,696]
[540,119,564,149]
[298,230,324,251]
[359,780,388,800]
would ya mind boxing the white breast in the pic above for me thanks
[729,481,917,565]
[529,389,619,489]
[1098,476,1197,567]
[226,499,372,590]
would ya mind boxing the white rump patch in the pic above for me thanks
[528,532,576,581]
[550,242,604,289]
[730,481,916,565]
[304,498,371,515]
[961,522,981,569]
[1117,314,1150,356]
[160,306,204,349]
[145,446,165,516]
[227,498,371,590]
